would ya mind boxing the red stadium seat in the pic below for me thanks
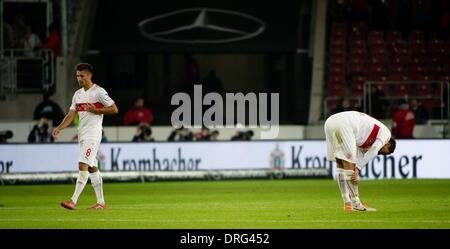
[330,63,345,75]
[392,53,410,65]
[390,39,408,51]
[413,74,434,81]
[427,64,444,78]
[350,76,367,96]
[386,31,403,44]
[368,31,384,41]
[327,98,341,113]
[369,73,387,82]
[387,73,408,81]
[408,30,426,43]
[328,84,345,97]
[373,82,388,94]
[409,39,426,60]
[349,56,366,65]
[393,84,409,97]
[421,99,440,111]
[351,22,368,33]
[388,64,405,75]
[331,48,346,58]
[331,38,346,46]
[351,39,367,50]
[329,73,345,86]
[371,49,389,65]
[350,48,368,58]
[369,38,386,51]
[350,53,368,63]
[369,66,387,79]
[439,75,450,82]
[426,57,440,65]
[446,40,450,55]
[348,63,368,76]
[416,83,435,96]
[351,75,367,86]
[331,42,346,52]
[350,83,364,96]
[330,56,345,65]
[409,65,427,77]
[368,57,386,66]
[428,40,446,60]
[350,31,366,42]
[332,23,347,33]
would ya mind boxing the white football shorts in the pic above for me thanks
[324,115,357,164]
[78,139,101,167]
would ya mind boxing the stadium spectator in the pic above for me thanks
[37,22,61,57]
[210,130,220,141]
[33,92,65,126]
[24,25,41,57]
[168,127,193,141]
[132,123,154,142]
[368,0,388,30]
[193,126,211,141]
[395,0,414,35]
[367,85,388,119]
[412,0,432,30]
[28,118,54,143]
[392,100,416,138]
[351,0,369,22]
[123,98,153,126]
[3,22,15,49]
[12,13,27,49]
[101,130,108,143]
[331,98,352,115]
[329,0,352,23]
[202,70,224,94]
[409,99,429,124]
[0,130,14,143]
[181,54,200,94]
[231,130,254,140]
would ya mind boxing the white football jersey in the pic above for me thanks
[333,111,391,149]
[69,84,114,140]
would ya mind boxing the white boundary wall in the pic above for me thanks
[1,140,449,180]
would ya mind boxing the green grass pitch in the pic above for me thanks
[0,179,449,228]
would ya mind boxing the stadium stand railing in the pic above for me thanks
[325,18,450,121]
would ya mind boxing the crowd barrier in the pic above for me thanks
[1,139,449,184]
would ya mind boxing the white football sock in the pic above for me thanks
[71,170,89,204]
[343,169,361,205]
[90,171,105,204]
[336,168,351,205]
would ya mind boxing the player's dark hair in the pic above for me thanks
[76,63,93,73]
[388,138,396,153]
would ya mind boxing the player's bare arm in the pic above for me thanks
[52,109,76,139]
[85,103,118,115]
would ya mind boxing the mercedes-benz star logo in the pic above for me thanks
[137,8,266,44]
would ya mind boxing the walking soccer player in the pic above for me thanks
[52,63,118,210]
[324,111,396,212]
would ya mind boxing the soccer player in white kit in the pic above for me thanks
[52,63,118,210]
[324,111,396,212]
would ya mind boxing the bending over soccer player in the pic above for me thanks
[52,63,118,210]
[324,111,396,212]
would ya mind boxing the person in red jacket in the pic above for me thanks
[38,22,61,57]
[123,98,153,126]
[392,100,416,138]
